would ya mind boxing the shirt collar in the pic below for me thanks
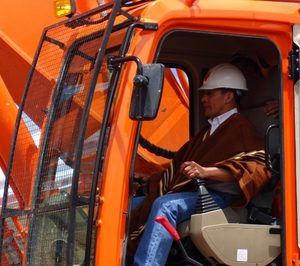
[208,108,238,135]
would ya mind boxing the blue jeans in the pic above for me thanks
[132,191,234,266]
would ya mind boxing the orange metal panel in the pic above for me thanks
[0,76,18,165]
[74,0,98,14]
[0,32,31,105]
[0,0,63,58]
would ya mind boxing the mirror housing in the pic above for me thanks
[129,63,165,120]
[107,55,165,120]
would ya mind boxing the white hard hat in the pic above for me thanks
[198,63,248,91]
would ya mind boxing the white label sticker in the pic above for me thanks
[237,249,248,262]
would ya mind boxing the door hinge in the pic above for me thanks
[288,44,299,81]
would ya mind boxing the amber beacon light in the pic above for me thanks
[54,0,75,17]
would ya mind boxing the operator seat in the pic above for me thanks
[188,180,280,266]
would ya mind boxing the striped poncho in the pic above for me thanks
[128,113,271,255]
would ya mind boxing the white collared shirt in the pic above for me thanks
[208,108,238,135]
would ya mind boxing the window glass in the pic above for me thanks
[136,67,190,177]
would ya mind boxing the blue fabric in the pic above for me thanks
[132,191,234,266]
[132,196,146,209]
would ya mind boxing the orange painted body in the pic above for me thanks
[1,0,300,265]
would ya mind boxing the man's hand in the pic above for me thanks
[179,161,234,182]
[179,161,207,179]
[263,100,279,118]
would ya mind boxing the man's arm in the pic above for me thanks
[180,161,234,182]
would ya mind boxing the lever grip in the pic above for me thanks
[154,216,180,241]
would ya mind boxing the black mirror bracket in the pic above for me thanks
[107,55,144,74]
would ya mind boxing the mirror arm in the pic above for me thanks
[107,55,143,74]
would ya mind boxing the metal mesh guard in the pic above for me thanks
[1,1,130,264]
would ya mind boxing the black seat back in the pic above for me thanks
[248,123,280,224]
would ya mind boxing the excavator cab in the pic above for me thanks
[130,29,282,266]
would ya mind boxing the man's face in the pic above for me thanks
[200,89,231,118]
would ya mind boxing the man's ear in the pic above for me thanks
[225,91,235,104]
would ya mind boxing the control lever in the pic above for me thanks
[154,216,205,266]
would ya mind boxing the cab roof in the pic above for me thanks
[126,0,300,25]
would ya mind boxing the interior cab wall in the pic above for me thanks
[157,31,281,136]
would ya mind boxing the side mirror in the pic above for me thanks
[107,56,164,120]
[129,64,165,120]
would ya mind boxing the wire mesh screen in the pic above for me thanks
[1,1,132,264]
[28,206,88,265]
[2,215,28,265]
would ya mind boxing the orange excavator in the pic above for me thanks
[0,0,300,265]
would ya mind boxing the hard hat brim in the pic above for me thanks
[198,84,219,91]
[198,85,248,91]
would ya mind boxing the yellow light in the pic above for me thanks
[54,0,74,18]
